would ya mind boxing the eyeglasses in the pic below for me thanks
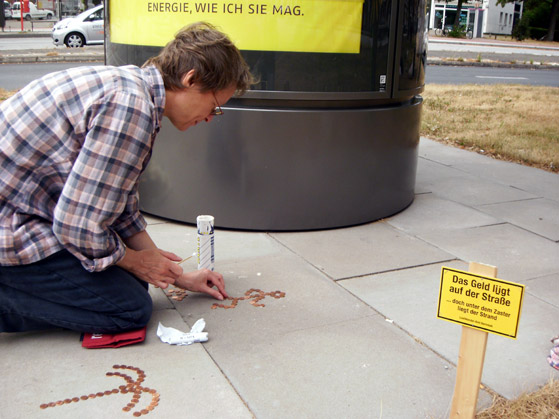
[210,92,224,116]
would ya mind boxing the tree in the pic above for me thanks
[452,0,467,30]
[497,0,559,41]
[548,0,559,40]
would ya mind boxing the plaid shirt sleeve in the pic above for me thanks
[53,90,154,272]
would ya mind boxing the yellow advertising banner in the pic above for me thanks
[437,267,524,339]
[109,0,364,53]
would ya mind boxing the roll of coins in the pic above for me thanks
[196,215,215,271]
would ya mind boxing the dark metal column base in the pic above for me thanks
[139,97,422,231]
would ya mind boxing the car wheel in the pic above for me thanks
[46,13,53,19]
[65,32,85,48]
[24,14,31,20]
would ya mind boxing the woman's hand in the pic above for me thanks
[175,269,228,300]
[117,248,183,289]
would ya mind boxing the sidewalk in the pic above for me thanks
[1,137,557,418]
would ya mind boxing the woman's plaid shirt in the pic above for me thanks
[0,65,165,272]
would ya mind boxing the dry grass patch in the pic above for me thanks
[0,88,18,101]
[421,84,559,173]
[476,378,559,419]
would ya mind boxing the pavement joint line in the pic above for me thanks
[526,290,559,310]
[266,233,337,280]
[178,313,254,418]
[333,258,462,282]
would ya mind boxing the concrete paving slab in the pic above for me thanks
[524,272,559,308]
[204,316,461,419]
[0,309,252,419]
[419,138,559,202]
[415,157,467,194]
[419,137,481,167]
[454,156,559,202]
[170,250,372,346]
[270,222,455,280]
[417,223,559,283]
[387,193,501,234]
[337,262,559,400]
[418,140,541,206]
[425,171,537,206]
[477,198,559,242]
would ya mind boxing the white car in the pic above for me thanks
[11,1,53,20]
[52,5,104,48]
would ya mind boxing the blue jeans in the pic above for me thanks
[0,250,152,333]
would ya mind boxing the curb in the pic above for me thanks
[426,57,559,70]
[0,32,51,38]
[0,53,103,63]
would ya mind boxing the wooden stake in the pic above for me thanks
[450,262,497,419]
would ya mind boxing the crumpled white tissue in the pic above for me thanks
[157,318,208,346]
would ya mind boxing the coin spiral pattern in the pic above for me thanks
[211,288,286,309]
[39,365,160,416]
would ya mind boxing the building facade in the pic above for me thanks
[429,0,523,36]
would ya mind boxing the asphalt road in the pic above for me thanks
[0,62,101,90]
[0,36,57,51]
[426,65,559,87]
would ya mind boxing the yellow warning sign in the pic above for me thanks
[437,267,524,339]
[109,0,364,53]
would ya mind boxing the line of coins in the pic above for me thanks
[39,389,120,409]
[39,365,160,417]
[165,286,189,301]
[211,288,286,309]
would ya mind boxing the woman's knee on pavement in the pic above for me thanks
[114,290,153,331]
